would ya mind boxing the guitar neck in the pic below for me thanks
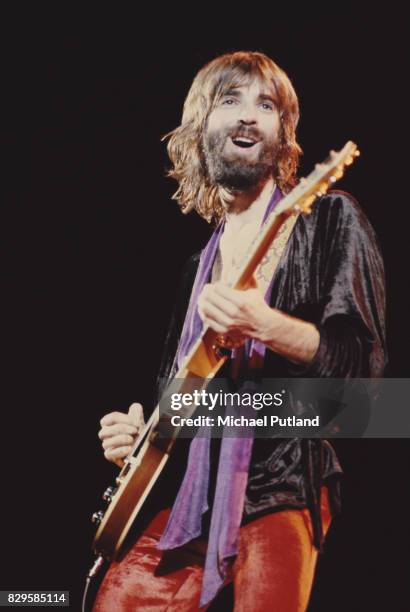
[233,210,291,289]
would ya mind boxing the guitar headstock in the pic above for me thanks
[276,141,360,216]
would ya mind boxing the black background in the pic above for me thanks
[2,7,409,611]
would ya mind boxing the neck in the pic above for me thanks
[222,177,276,216]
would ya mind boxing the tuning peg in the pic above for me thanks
[344,156,354,166]
[92,510,104,525]
[354,149,360,157]
[329,175,337,183]
[103,486,117,504]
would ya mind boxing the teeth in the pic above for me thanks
[234,137,255,143]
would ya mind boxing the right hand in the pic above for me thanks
[98,402,145,468]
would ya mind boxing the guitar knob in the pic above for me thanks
[91,510,104,525]
[103,486,117,503]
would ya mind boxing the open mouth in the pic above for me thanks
[231,136,259,149]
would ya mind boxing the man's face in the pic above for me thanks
[202,79,281,191]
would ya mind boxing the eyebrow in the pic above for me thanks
[223,88,276,103]
[258,93,276,103]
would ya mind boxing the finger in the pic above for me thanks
[102,433,135,451]
[98,423,139,440]
[214,285,264,312]
[200,301,232,329]
[128,402,144,427]
[104,445,132,463]
[202,288,240,318]
[100,411,137,427]
[203,316,228,334]
[213,283,246,305]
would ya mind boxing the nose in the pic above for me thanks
[238,102,257,125]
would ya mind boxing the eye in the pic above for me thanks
[221,97,237,106]
[260,102,274,111]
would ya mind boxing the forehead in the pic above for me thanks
[219,73,277,100]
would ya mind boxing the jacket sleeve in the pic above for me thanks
[288,192,387,378]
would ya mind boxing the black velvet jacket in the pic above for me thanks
[154,190,387,550]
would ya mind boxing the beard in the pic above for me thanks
[202,125,280,191]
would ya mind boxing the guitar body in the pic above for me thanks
[95,438,169,557]
[93,327,228,558]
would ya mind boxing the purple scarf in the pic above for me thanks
[158,187,282,607]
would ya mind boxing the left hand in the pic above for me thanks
[197,282,278,342]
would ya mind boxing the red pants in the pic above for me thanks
[93,487,331,612]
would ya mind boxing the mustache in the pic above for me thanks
[228,126,262,142]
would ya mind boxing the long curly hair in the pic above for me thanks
[163,51,302,223]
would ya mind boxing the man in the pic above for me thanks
[94,51,386,611]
